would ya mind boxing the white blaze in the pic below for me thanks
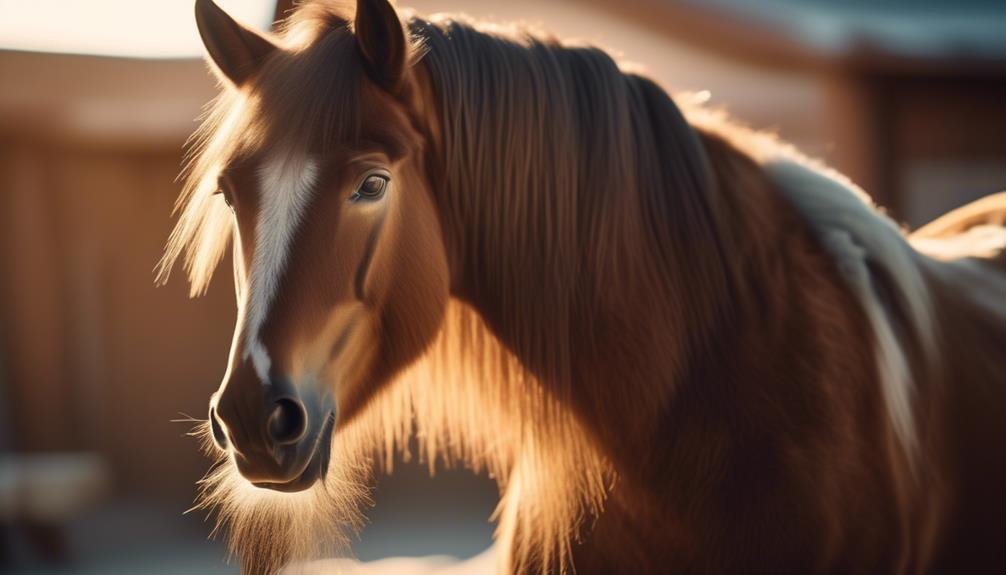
[243,152,319,384]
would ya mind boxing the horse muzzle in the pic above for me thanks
[210,377,335,493]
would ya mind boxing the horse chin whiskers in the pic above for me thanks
[192,420,371,575]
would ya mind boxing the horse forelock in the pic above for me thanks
[159,5,364,297]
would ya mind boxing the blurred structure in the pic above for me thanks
[586,0,1006,225]
[0,0,1003,573]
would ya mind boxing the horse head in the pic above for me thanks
[192,0,447,492]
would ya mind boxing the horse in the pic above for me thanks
[159,0,1006,573]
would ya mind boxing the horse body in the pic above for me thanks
[165,1,1006,572]
[456,120,1006,572]
[553,127,1006,573]
[912,230,1006,573]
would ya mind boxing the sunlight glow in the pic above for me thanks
[191,300,612,573]
[0,0,275,59]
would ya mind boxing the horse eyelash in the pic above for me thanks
[213,187,235,210]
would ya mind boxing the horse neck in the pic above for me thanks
[412,54,795,438]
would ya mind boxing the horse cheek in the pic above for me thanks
[373,203,450,381]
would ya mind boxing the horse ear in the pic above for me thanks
[195,0,278,87]
[354,0,408,92]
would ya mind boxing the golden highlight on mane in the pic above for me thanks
[196,300,612,574]
[378,302,613,573]
[157,88,245,296]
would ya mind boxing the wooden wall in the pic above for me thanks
[0,52,234,501]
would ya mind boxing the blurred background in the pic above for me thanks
[0,0,1003,573]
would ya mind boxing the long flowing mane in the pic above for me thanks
[162,2,750,573]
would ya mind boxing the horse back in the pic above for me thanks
[911,193,1006,572]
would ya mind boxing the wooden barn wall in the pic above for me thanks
[0,51,234,501]
[0,137,236,500]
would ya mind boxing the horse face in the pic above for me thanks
[195,0,449,492]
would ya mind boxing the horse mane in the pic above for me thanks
[167,2,749,573]
[413,10,742,398]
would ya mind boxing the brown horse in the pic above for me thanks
[160,0,1006,573]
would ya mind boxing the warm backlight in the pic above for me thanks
[0,0,274,58]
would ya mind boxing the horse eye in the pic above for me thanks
[353,174,389,201]
[214,186,234,210]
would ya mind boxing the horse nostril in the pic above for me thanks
[209,406,228,450]
[267,398,307,446]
